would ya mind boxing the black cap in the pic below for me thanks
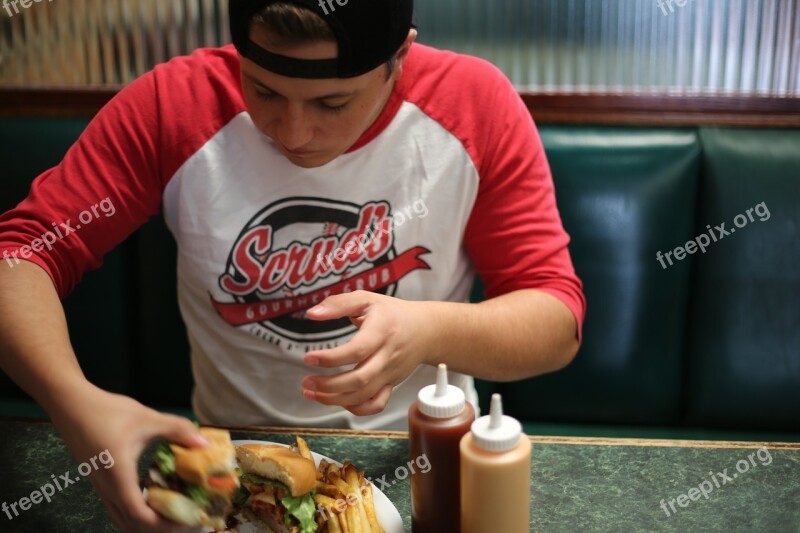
[230,0,414,79]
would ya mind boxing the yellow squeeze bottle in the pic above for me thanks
[460,393,531,533]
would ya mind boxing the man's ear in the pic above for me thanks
[392,29,418,78]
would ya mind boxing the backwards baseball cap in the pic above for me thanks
[230,0,414,79]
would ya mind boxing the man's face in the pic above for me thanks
[240,26,397,168]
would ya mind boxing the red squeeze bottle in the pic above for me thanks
[409,363,475,532]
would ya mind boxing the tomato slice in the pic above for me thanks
[208,475,239,489]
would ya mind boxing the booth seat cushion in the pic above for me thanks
[499,127,701,426]
[685,128,800,430]
[0,118,134,402]
[130,218,193,407]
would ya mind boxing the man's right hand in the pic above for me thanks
[0,262,208,531]
[49,383,210,532]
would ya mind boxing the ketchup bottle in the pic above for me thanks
[409,364,475,533]
[460,394,531,533]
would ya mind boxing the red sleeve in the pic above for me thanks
[0,47,244,298]
[403,47,585,337]
[464,69,585,337]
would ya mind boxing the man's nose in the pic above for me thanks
[275,103,313,150]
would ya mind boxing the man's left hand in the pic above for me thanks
[301,290,434,416]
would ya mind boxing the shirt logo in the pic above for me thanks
[211,197,430,343]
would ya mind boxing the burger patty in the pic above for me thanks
[251,494,287,523]
[207,493,232,518]
[244,505,298,533]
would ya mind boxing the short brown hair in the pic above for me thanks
[250,2,397,80]
[251,3,335,46]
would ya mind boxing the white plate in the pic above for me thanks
[213,439,404,532]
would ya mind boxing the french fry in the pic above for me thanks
[342,466,371,531]
[315,481,345,500]
[362,483,383,532]
[296,436,314,461]
[315,494,349,532]
[344,463,361,488]
[328,513,343,533]
[324,461,340,479]
[345,502,363,532]
[330,472,358,500]
[309,441,385,533]
[314,493,340,509]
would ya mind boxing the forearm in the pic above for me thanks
[0,260,91,414]
[423,289,580,382]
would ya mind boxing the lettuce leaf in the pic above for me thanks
[281,491,317,533]
[153,442,211,509]
[241,474,317,532]
[154,444,175,476]
[185,484,211,506]
[233,484,251,507]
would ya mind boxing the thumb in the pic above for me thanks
[153,414,211,448]
[306,291,373,321]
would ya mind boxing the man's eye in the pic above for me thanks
[321,102,347,113]
[255,90,275,101]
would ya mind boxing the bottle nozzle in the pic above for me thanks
[489,393,504,429]
[470,393,522,451]
[416,363,466,418]
[435,363,449,397]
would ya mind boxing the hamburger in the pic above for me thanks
[234,444,318,533]
[145,428,239,531]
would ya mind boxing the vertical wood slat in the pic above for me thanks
[117,0,132,85]
[757,0,779,94]
[792,1,800,94]
[773,0,795,96]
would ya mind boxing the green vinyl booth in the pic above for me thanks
[1,117,799,441]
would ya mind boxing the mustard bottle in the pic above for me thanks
[460,393,531,533]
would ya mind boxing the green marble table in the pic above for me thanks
[0,420,799,532]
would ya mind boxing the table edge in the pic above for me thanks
[216,425,800,449]
[3,419,797,449]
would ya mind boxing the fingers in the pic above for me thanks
[304,377,383,408]
[109,414,208,531]
[303,355,382,395]
[346,385,394,416]
[97,449,181,532]
[153,415,210,448]
[308,383,393,416]
[305,290,376,321]
[304,329,382,368]
[303,354,393,407]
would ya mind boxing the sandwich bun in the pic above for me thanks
[146,487,226,531]
[171,428,237,490]
[235,444,316,497]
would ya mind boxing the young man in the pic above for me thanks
[0,0,584,530]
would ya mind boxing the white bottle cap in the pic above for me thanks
[470,394,522,452]
[417,364,466,418]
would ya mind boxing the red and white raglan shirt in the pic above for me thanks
[0,43,585,430]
